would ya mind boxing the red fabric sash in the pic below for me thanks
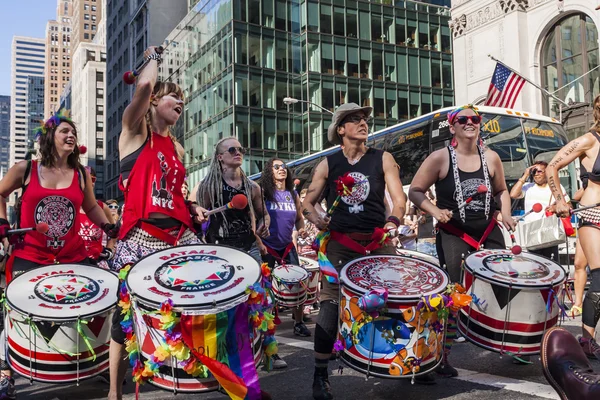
[330,231,384,255]
[264,243,294,265]
[437,219,498,250]
[137,221,186,246]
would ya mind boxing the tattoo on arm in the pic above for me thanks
[302,209,311,217]
[549,142,579,168]
[547,176,563,202]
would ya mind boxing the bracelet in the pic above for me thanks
[146,52,162,65]
[386,216,401,227]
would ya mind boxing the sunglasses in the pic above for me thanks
[453,115,482,125]
[533,169,545,175]
[91,176,97,183]
[342,115,372,125]
[273,163,287,170]
[108,204,119,210]
[222,146,246,155]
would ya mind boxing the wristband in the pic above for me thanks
[146,52,162,65]
[386,216,401,227]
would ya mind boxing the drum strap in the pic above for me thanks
[437,219,497,250]
[330,231,385,255]
[264,243,294,265]
[137,221,186,246]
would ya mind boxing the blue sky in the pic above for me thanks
[0,1,58,95]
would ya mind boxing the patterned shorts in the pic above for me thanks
[111,226,202,272]
[579,206,600,227]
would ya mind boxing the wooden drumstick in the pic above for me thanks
[204,194,248,216]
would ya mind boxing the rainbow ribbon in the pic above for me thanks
[314,230,339,284]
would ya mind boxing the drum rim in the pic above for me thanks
[272,264,310,282]
[340,254,449,301]
[463,249,567,289]
[125,243,261,309]
[5,264,119,322]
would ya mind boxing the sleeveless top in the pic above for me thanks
[586,129,600,183]
[119,132,192,240]
[436,147,497,233]
[262,190,296,250]
[79,200,105,260]
[326,148,386,233]
[12,160,86,264]
[205,179,256,250]
[581,164,589,190]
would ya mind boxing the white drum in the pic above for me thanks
[271,264,309,307]
[299,257,320,306]
[127,244,262,393]
[458,250,566,355]
[5,264,118,383]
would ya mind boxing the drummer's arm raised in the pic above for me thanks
[302,159,330,231]
[0,161,28,222]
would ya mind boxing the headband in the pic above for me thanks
[447,104,479,124]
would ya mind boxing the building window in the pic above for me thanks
[84,23,89,30]
[84,33,90,39]
[84,4,89,10]
[541,13,599,116]
[84,14,90,20]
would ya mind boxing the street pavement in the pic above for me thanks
[12,310,599,400]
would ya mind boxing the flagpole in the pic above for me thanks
[487,55,568,107]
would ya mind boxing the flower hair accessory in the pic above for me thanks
[34,109,73,141]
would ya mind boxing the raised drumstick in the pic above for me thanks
[294,179,300,191]
[123,46,164,84]
[454,185,488,211]
[204,194,248,216]
[516,203,543,222]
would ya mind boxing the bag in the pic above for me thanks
[520,213,566,250]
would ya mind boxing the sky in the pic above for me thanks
[0,1,58,95]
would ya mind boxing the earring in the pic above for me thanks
[451,136,457,147]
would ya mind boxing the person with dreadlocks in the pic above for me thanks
[78,166,116,269]
[0,110,117,399]
[257,158,310,357]
[197,136,270,263]
[409,104,515,378]
[107,46,208,400]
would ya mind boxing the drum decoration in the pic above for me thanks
[271,264,309,307]
[457,249,567,357]
[336,254,452,381]
[119,248,278,398]
[299,257,320,306]
[4,264,118,383]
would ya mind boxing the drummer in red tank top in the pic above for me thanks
[0,110,117,397]
[107,46,209,400]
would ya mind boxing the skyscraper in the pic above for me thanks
[10,36,46,167]
[0,96,10,176]
[26,76,45,160]
[104,0,188,201]
[72,0,103,52]
[44,0,73,118]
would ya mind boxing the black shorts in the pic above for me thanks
[111,303,126,345]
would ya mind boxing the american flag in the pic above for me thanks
[484,63,526,109]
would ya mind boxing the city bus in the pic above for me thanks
[250,105,578,267]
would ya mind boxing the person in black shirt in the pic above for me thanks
[303,103,406,400]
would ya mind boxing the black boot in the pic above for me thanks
[313,368,333,400]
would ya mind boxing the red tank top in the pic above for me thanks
[79,200,104,260]
[12,160,86,264]
[119,132,192,239]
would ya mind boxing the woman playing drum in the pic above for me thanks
[257,158,310,344]
[108,46,207,400]
[546,94,600,360]
[0,111,116,398]
[409,104,515,377]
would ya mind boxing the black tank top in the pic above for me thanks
[326,148,386,233]
[436,148,497,229]
[205,180,255,250]
[587,129,600,183]
[581,164,589,190]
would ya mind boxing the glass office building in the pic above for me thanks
[160,0,454,186]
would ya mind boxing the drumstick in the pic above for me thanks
[516,203,543,222]
[453,185,488,212]
[123,46,164,84]
[570,202,600,214]
[293,179,300,191]
[7,223,49,235]
[204,194,248,216]
[508,231,522,255]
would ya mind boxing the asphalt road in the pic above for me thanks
[11,309,599,400]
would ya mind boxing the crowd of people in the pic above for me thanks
[0,44,597,400]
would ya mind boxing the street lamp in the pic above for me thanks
[283,97,335,115]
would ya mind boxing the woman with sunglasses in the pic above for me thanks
[108,46,208,400]
[197,136,269,263]
[409,105,515,377]
[0,111,116,399]
[257,158,310,350]
[105,199,120,221]
[546,94,600,360]
[77,166,116,269]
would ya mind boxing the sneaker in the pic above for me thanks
[312,371,333,400]
[271,354,288,369]
[453,336,466,343]
[579,336,600,360]
[435,361,458,377]
[294,322,312,337]
[0,374,16,400]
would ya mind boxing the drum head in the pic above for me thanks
[341,254,449,300]
[272,265,309,283]
[463,249,566,288]
[6,264,119,321]
[299,257,319,271]
[126,244,261,309]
